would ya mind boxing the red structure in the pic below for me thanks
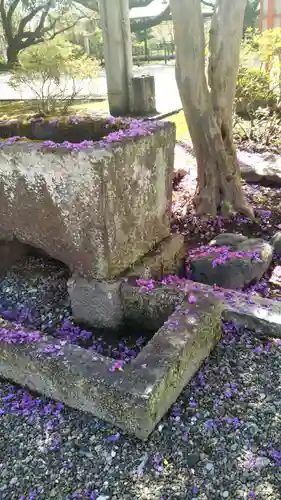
[260,0,281,30]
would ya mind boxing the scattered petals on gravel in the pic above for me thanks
[1,320,281,499]
[1,148,281,498]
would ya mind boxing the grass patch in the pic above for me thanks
[164,110,189,141]
[0,99,109,121]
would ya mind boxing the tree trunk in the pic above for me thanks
[6,44,19,66]
[169,0,254,219]
[0,35,7,64]
[144,30,148,59]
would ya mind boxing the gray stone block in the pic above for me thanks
[68,276,123,329]
[69,234,185,329]
[0,120,175,280]
[131,75,156,115]
[190,238,273,290]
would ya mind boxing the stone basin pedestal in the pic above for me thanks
[0,116,178,328]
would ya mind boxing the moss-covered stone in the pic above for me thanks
[0,115,111,142]
[0,289,223,440]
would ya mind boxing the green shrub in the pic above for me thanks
[235,66,276,115]
[9,37,100,114]
[234,107,281,148]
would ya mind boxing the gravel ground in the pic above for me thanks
[0,256,70,333]
[0,257,281,500]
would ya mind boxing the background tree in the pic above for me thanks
[202,0,260,36]
[75,0,213,33]
[66,13,103,63]
[0,0,85,67]
[9,35,99,113]
[152,20,174,45]
[170,0,254,218]
[134,27,153,58]
[243,0,260,34]
[0,0,216,67]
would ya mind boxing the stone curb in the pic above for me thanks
[0,289,222,440]
[174,280,281,338]
[1,279,279,439]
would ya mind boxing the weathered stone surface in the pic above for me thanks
[271,231,281,257]
[0,238,29,275]
[0,116,111,142]
[222,291,281,338]
[178,280,281,338]
[68,277,123,329]
[239,150,281,186]
[209,233,248,248]
[0,121,175,280]
[125,233,185,280]
[131,75,156,115]
[128,293,222,436]
[0,291,222,439]
[269,265,281,288]
[189,237,273,290]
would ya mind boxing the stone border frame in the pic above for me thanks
[1,278,280,439]
[0,287,222,440]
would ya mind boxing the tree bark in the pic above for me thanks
[169,0,254,219]
[6,44,19,65]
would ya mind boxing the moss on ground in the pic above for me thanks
[0,99,190,143]
[0,99,109,122]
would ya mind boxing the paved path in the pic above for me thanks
[174,143,281,187]
[0,64,181,114]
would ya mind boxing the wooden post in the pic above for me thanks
[99,0,133,116]
[268,0,274,28]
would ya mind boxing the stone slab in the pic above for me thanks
[0,291,222,439]
[176,280,281,338]
[221,291,281,338]
[238,150,281,186]
[128,279,281,338]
